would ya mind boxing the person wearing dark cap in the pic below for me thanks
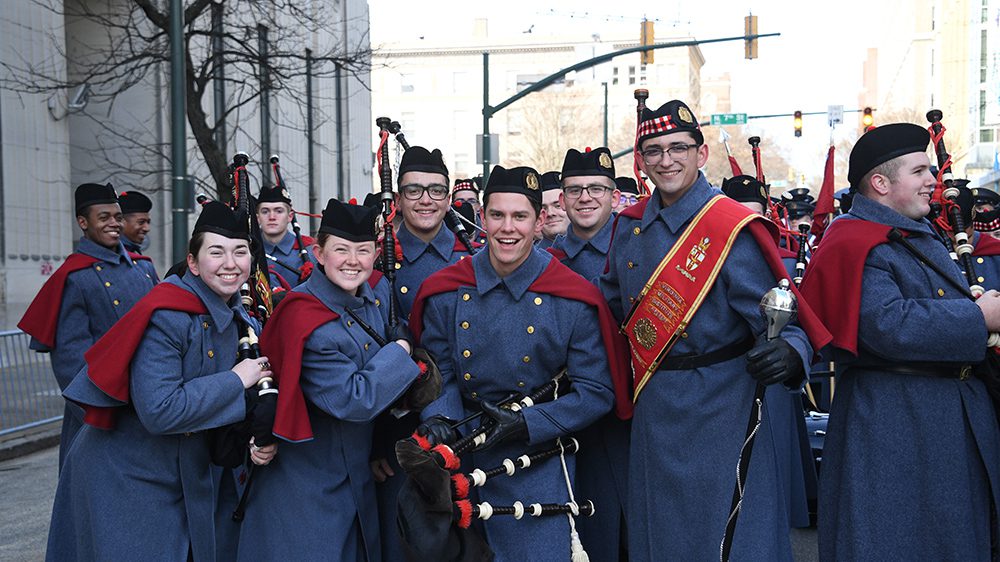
[972,187,1000,238]
[237,198,423,561]
[376,145,475,562]
[451,178,486,245]
[406,164,623,560]
[833,187,854,215]
[547,146,628,561]
[46,201,276,561]
[799,123,1000,561]
[256,183,317,290]
[940,183,1000,291]
[614,176,640,212]
[118,190,159,282]
[536,170,569,249]
[600,100,829,561]
[18,183,157,470]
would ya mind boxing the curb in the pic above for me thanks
[0,421,61,462]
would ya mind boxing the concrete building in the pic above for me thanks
[859,0,999,188]
[371,19,705,180]
[0,0,373,325]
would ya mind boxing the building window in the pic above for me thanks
[628,65,636,85]
[982,90,988,127]
[401,73,414,93]
[981,128,995,143]
[508,108,523,135]
[982,30,988,83]
[454,153,471,176]
[612,67,619,86]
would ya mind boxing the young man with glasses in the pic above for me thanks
[613,176,640,212]
[376,145,477,562]
[452,178,486,245]
[599,100,829,560]
[550,146,629,562]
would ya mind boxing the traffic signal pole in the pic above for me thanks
[480,32,780,181]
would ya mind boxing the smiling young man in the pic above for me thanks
[599,100,829,561]
[407,164,625,560]
[536,171,568,249]
[800,123,1000,561]
[18,183,157,469]
[256,184,316,290]
[118,191,159,282]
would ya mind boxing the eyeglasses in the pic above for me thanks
[639,143,698,165]
[400,184,450,201]
[619,195,639,206]
[453,197,481,207]
[562,184,614,199]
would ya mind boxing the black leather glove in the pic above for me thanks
[387,322,414,349]
[247,391,278,447]
[416,415,458,446]
[745,338,804,387]
[480,401,527,451]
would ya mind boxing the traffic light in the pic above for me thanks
[862,107,874,129]
[640,20,654,64]
[744,15,758,60]
[794,111,803,137]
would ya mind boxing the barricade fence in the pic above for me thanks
[0,329,62,437]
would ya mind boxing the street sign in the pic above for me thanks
[476,134,499,164]
[710,113,748,126]
[827,105,844,126]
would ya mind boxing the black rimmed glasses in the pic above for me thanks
[400,183,450,201]
[639,143,698,165]
[562,184,614,199]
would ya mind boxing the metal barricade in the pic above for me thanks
[0,329,62,437]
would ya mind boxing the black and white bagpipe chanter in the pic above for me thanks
[394,369,596,561]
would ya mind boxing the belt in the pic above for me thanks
[659,336,755,371]
[851,362,972,381]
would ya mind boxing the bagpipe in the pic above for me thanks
[748,136,802,252]
[393,369,594,562]
[269,155,314,286]
[632,88,652,198]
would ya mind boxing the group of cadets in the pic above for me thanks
[17,96,1000,562]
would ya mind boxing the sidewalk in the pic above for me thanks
[0,445,56,561]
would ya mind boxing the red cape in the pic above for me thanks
[546,247,569,261]
[798,219,895,356]
[410,256,635,419]
[19,251,153,349]
[975,233,1000,256]
[614,196,831,355]
[258,272,386,441]
[18,254,100,348]
[80,283,207,429]
[259,292,339,442]
[778,247,797,260]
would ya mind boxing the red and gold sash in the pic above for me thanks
[623,195,758,400]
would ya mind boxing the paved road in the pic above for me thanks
[0,446,56,561]
[0,445,819,561]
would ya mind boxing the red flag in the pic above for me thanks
[728,155,744,176]
[810,145,836,240]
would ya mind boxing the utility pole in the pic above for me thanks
[169,0,188,263]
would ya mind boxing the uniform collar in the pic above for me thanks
[561,216,615,258]
[848,193,937,236]
[300,267,375,312]
[264,230,295,255]
[175,273,247,334]
[398,222,454,262]
[472,246,551,300]
[122,236,142,254]
[640,173,716,234]
[77,236,132,265]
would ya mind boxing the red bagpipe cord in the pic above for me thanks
[927,121,958,234]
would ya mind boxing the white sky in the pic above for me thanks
[370,0,877,183]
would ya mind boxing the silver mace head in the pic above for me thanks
[760,278,798,341]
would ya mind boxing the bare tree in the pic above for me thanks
[1,0,371,201]
[701,126,795,190]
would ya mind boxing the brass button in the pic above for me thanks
[627,261,634,269]
[207,350,214,358]
[146,274,151,279]
[470,391,478,399]
[629,297,636,303]
[633,227,641,235]
[462,294,471,301]
[533,297,543,305]
[937,288,945,297]
[375,299,381,307]
[978,257,985,264]
[347,320,354,327]
[132,260,137,265]
[461,321,470,329]
[95,265,102,271]
[517,381,526,388]
[978,276,985,283]
[365,343,370,350]
[526,326,535,334]
[463,349,471,358]
[104,281,111,287]
[113,299,120,306]
[202,321,209,329]
[522,355,530,363]
[464,373,472,381]
[400,286,408,294]
[395,263,402,270]
[681,331,688,339]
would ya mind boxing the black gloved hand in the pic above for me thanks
[746,338,804,387]
[387,322,414,349]
[247,391,278,447]
[480,401,527,451]
[416,415,458,446]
